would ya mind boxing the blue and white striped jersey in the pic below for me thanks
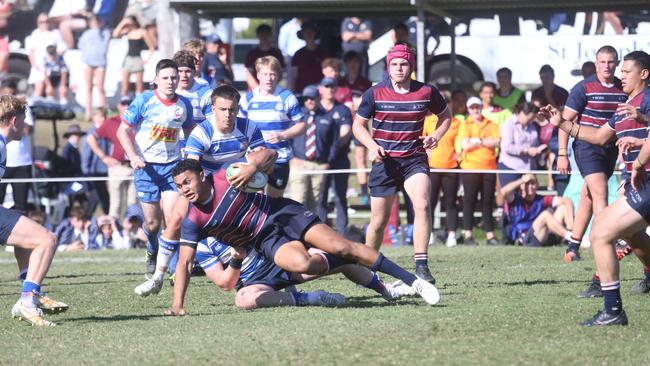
[195,236,265,284]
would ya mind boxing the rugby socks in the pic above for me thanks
[321,253,354,272]
[291,291,308,306]
[566,236,581,253]
[644,266,650,282]
[366,273,387,295]
[143,227,160,254]
[414,252,428,268]
[371,253,417,286]
[20,280,40,305]
[153,236,179,282]
[601,281,622,315]
[360,184,368,196]
[18,268,27,282]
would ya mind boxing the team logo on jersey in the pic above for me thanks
[174,106,184,120]
[150,126,178,142]
[333,111,340,119]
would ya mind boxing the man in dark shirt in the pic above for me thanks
[244,24,284,90]
[531,64,569,109]
[201,34,233,86]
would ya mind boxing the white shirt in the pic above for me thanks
[278,18,306,57]
[6,107,34,167]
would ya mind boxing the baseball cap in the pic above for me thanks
[319,77,337,87]
[119,95,132,105]
[302,85,318,99]
[466,96,483,108]
[206,34,222,44]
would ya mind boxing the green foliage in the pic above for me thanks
[1,246,648,365]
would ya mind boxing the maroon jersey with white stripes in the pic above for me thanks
[356,79,447,158]
[565,75,627,128]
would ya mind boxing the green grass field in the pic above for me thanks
[2,245,650,366]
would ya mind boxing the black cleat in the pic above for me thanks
[415,264,436,284]
[578,282,603,298]
[629,278,650,294]
[145,251,157,274]
[486,238,500,246]
[463,237,477,246]
[580,309,628,327]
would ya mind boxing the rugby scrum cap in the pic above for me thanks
[386,43,415,70]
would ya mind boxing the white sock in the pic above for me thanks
[564,231,572,241]
[152,270,164,282]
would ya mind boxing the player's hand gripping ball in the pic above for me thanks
[225,163,268,193]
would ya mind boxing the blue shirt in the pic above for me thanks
[122,90,194,163]
[292,105,349,165]
[239,86,304,164]
[81,126,109,175]
[78,28,111,67]
[195,237,265,285]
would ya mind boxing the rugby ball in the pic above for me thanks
[225,163,268,193]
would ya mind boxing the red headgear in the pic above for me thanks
[386,44,415,70]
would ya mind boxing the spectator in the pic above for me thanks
[289,84,337,212]
[27,13,67,99]
[0,80,35,214]
[321,57,351,106]
[278,18,306,83]
[494,67,526,112]
[290,22,330,96]
[182,39,210,86]
[456,96,501,245]
[47,0,90,49]
[54,206,92,251]
[112,15,155,97]
[315,78,354,235]
[81,107,110,215]
[77,15,111,121]
[61,124,87,208]
[423,98,461,247]
[244,24,284,90]
[501,174,574,246]
[498,102,544,188]
[0,25,8,77]
[342,50,372,205]
[86,96,136,219]
[121,203,146,249]
[479,81,511,126]
[201,34,233,86]
[341,17,372,76]
[92,215,126,250]
[531,64,569,109]
[581,61,597,78]
[42,45,69,105]
[450,89,468,120]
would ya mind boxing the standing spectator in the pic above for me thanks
[450,89,468,120]
[321,57,351,106]
[289,84,337,212]
[315,78,353,235]
[182,39,210,86]
[201,34,233,86]
[494,67,526,112]
[86,96,136,220]
[61,124,87,208]
[278,18,306,83]
[423,101,461,247]
[353,44,451,282]
[239,56,305,198]
[479,81,512,127]
[581,61,597,78]
[77,15,111,121]
[498,102,544,188]
[0,80,35,214]
[244,24,284,90]
[531,64,569,109]
[0,27,8,77]
[342,50,372,205]
[457,97,501,245]
[290,22,330,96]
[27,13,67,99]
[112,15,155,97]
[81,107,110,215]
[42,45,69,105]
[341,17,372,76]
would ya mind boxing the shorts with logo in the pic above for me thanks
[268,163,290,190]
[134,161,178,203]
[255,197,320,262]
[573,140,617,178]
[369,154,430,197]
[236,258,298,291]
[0,206,22,244]
[624,181,650,224]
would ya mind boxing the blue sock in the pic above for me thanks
[21,280,41,304]
[322,253,354,271]
[291,291,309,306]
[144,227,159,254]
[602,281,622,315]
[366,273,386,294]
[18,269,27,282]
[414,252,428,267]
[370,253,417,286]
[566,236,581,252]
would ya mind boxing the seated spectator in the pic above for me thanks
[55,206,92,251]
[501,174,573,246]
[531,64,569,109]
[91,215,126,250]
[498,102,545,188]
[43,45,69,105]
[121,204,146,249]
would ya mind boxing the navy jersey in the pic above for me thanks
[565,75,627,128]
[606,88,650,175]
[356,79,447,158]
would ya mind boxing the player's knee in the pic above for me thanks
[412,197,430,214]
[41,232,57,250]
[235,289,257,309]
[143,217,160,232]
[326,240,354,259]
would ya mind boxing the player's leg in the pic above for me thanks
[365,195,395,250]
[235,284,295,309]
[403,172,435,282]
[581,197,645,326]
[272,241,329,275]
[14,246,30,282]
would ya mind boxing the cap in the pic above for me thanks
[206,34,222,44]
[302,85,318,99]
[63,124,86,138]
[466,96,483,108]
[119,95,132,105]
[319,77,337,87]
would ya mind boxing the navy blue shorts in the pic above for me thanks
[0,206,22,244]
[237,258,298,291]
[268,163,290,190]
[573,140,617,178]
[624,181,650,224]
[369,155,430,197]
[256,197,320,262]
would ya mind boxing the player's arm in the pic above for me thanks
[87,133,119,167]
[500,174,528,203]
[276,119,306,141]
[230,148,278,188]
[540,105,616,146]
[117,121,145,169]
[353,90,385,162]
[421,107,452,149]
[168,243,195,316]
[209,247,246,291]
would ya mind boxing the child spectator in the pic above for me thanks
[92,215,126,250]
[121,204,146,249]
[55,206,92,251]
[43,45,69,105]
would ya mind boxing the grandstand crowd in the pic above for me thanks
[1,1,650,328]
